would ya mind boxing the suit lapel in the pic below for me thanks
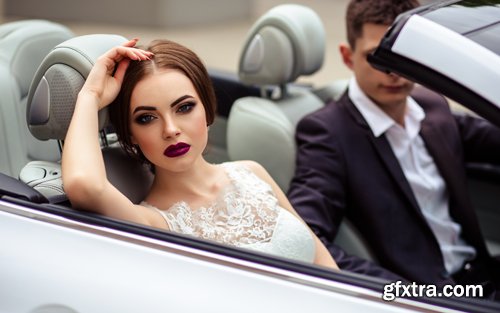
[410,86,463,197]
[420,118,489,254]
[343,96,422,214]
[370,132,423,213]
[419,121,456,185]
[419,116,471,220]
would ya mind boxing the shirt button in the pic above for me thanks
[463,262,472,271]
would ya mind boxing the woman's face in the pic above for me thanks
[129,69,208,173]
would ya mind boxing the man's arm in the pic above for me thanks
[455,113,500,164]
[287,111,403,281]
[326,242,404,281]
[288,112,347,245]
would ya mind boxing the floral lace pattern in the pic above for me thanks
[142,162,316,262]
[152,163,281,247]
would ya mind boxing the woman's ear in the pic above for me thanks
[131,136,138,145]
[339,43,354,70]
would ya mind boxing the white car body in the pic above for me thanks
[0,199,457,313]
[1,1,500,312]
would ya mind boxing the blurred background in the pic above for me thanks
[0,0,436,88]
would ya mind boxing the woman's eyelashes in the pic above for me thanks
[135,114,156,125]
[176,101,196,114]
[133,102,196,125]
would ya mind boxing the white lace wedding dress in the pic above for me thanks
[142,162,315,263]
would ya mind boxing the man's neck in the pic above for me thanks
[375,100,407,127]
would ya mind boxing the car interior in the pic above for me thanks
[0,4,377,264]
[0,19,73,178]
[1,4,500,309]
[225,4,375,261]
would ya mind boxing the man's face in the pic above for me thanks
[341,23,414,110]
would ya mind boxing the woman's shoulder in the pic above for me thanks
[221,160,265,175]
[221,160,274,185]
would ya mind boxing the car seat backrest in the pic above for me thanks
[204,69,262,165]
[227,4,326,191]
[313,79,349,103]
[0,20,73,177]
[24,34,154,204]
[26,34,126,141]
[226,6,378,262]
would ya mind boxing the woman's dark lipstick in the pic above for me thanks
[164,142,191,158]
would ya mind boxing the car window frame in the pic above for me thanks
[2,195,500,312]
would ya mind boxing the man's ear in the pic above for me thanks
[339,43,354,70]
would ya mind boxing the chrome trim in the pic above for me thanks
[0,199,464,313]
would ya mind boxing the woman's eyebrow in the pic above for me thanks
[132,95,194,114]
[170,95,194,107]
[133,106,156,114]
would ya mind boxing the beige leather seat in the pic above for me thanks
[313,79,349,103]
[21,34,258,204]
[227,4,326,191]
[227,5,377,262]
[23,34,154,204]
[0,20,73,177]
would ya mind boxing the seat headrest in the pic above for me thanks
[0,20,74,98]
[238,4,325,86]
[26,34,128,141]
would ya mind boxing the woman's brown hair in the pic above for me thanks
[109,39,217,164]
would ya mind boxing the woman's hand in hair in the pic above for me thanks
[79,38,154,110]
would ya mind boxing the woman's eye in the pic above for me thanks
[135,114,156,124]
[177,102,195,114]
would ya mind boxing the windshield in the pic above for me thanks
[423,0,500,54]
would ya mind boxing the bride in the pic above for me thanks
[62,38,338,269]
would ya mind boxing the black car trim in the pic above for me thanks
[466,162,500,185]
[368,51,500,128]
[0,172,48,204]
[209,68,261,118]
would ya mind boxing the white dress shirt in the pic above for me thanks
[348,78,476,274]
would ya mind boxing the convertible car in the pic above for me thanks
[1,1,499,312]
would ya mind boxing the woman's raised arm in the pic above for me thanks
[61,40,164,228]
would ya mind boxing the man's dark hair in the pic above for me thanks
[346,0,420,49]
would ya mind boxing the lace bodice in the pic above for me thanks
[142,162,315,263]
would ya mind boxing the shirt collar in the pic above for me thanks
[348,78,425,137]
[405,95,425,139]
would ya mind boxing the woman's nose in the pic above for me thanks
[162,117,180,139]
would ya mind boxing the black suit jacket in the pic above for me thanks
[288,87,500,285]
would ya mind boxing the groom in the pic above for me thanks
[288,0,500,299]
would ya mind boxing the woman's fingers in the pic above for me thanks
[120,38,154,59]
[111,46,153,63]
[122,38,139,48]
[98,46,151,76]
[128,47,154,60]
[82,39,154,109]
[113,58,131,85]
[98,38,154,68]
